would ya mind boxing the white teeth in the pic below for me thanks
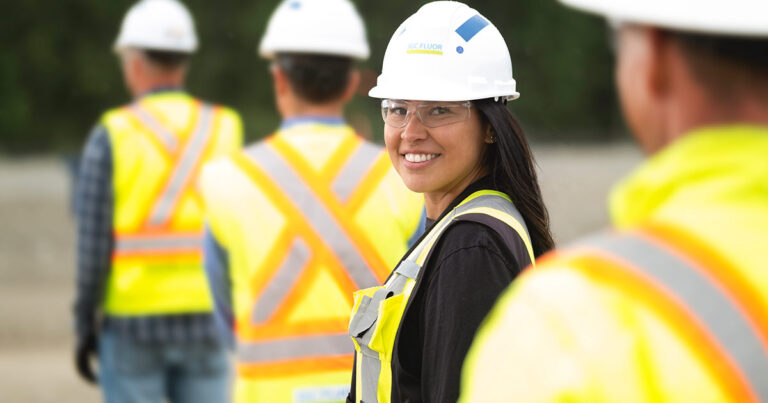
[404,153,438,163]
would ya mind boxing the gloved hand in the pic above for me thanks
[75,327,99,384]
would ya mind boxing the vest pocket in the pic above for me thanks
[368,293,407,363]
[350,287,379,340]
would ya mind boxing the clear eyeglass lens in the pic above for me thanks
[381,100,470,128]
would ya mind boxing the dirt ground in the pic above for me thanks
[0,144,642,402]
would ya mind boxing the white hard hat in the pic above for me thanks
[114,0,198,53]
[559,0,768,37]
[259,0,369,60]
[369,1,518,102]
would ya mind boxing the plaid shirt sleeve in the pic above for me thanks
[73,124,113,337]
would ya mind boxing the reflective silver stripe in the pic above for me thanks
[130,104,178,151]
[460,194,530,240]
[332,141,382,202]
[244,142,380,289]
[360,349,381,403]
[582,232,768,401]
[394,260,420,280]
[115,234,202,252]
[238,333,352,363]
[251,238,311,324]
[147,105,214,227]
[456,193,534,266]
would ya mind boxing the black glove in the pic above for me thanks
[75,328,99,384]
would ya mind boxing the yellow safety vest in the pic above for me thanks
[460,126,768,402]
[103,92,242,315]
[349,189,535,403]
[199,122,424,403]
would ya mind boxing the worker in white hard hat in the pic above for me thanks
[460,0,768,402]
[345,2,554,402]
[73,0,242,401]
[197,0,424,401]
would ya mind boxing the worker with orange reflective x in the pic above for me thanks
[460,0,768,402]
[73,1,242,401]
[198,0,424,402]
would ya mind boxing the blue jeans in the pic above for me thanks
[99,327,231,403]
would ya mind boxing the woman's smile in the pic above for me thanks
[402,152,440,166]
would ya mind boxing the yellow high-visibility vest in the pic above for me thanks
[461,126,768,403]
[200,121,424,403]
[349,189,534,403]
[103,91,242,315]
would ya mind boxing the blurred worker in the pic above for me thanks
[198,0,424,401]
[346,2,553,402]
[460,0,768,402]
[73,0,242,402]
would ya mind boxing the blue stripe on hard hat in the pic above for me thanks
[455,15,490,42]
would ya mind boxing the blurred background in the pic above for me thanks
[0,0,641,401]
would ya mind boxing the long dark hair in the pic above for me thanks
[474,98,554,257]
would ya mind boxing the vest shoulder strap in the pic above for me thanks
[574,230,768,401]
[411,191,534,269]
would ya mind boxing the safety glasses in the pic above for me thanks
[381,99,472,128]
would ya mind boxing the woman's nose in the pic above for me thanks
[401,112,428,141]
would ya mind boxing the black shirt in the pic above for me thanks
[348,176,530,403]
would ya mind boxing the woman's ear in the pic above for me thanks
[484,125,496,144]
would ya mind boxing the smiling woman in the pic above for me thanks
[346,2,554,403]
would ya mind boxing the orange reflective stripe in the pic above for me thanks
[123,107,176,159]
[320,133,361,183]
[333,141,383,203]
[267,252,357,333]
[344,152,395,281]
[562,250,758,402]
[248,229,294,320]
[238,334,352,364]
[122,103,201,229]
[345,151,390,212]
[238,354,353,378]
[253,140,380,289]
[641,222,768,353]
[113,250,202,260]
[251,238,308,324]
[172,106,222,226]
[269,136,391,283]
[188,106,224,202]
[129,104,179,152]
[113,231,203,258]
[146,103,214,227]
[132,99,199,151]
[231,151,357,341]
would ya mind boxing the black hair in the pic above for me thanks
[474,98,554,257]
[275,53,354,103]
[669,30,768,98]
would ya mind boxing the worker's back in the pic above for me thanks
[463,125,768,402]
[200,119,423,402]
[103,91,242,315]
[460,0,768,399]
[73,2,245,402]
